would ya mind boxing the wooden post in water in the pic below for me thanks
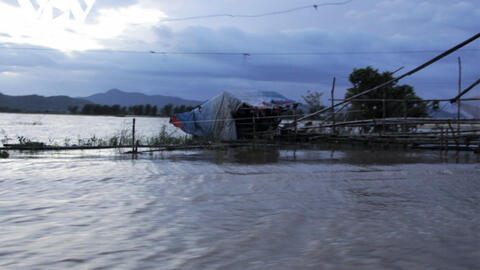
[132,118,136,154]
[382,91,386,135]
[252,111,256,145]
[440,127,445,150]
[331,77,336,135]
[403,99,408,132]
[294,108,298,142]
[457,57,462,139]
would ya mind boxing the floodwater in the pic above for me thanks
[0,113,177,147]
[1,113,480,270]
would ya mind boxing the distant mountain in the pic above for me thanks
[429,99,479,119]
[455,97,480,118]
[428,108,470,119]
[82,89,202,108]
[0,93,91,112]
[460,103,480,118]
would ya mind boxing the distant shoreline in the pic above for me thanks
[0,111,170,118]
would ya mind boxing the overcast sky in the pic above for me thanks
[0,0,478,102]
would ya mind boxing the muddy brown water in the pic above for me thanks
[0,147,479,270]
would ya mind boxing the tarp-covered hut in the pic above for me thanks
[170,91,297,141]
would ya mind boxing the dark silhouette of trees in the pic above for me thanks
[173,105,186,114]
[161,104,173,116]
[145,104,152,115]
[302,90,325,114]
[68,106,79,114]
[81,104,94,114]
[111,104,121,115]
[151,105,158,116]
[345,66,427,120]
[0,107,21,113]
[78,103,195,116]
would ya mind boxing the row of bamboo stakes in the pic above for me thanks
[282,32,480,152]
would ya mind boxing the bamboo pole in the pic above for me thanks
[331,77,336,135]
[457,57,462,138]
[132,118,136,154]
[297,117,480,129]
[329,98,480,102]
[403,99,407,132]
[451,77,480,103]
[252,111,257,145]
[440,127,445,151]
[297,32,480,123]
[382,90,386,134]
[294,107,298,141]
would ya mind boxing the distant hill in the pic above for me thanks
[460,103,480,118]
[82,89,202,108]
[428,108,463,119]
[0,93,91,112]
[456,97,479,118]
[429,99,479,119]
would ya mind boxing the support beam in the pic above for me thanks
[297,32,480,123]
[450,77,480,103]
[457,57,462,138]
[331,77,336,135]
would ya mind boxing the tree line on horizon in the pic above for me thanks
[1,66,432,119]
[69,103,196,116]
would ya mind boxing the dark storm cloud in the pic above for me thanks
[0,47,61,68]
[0,0,478,101]
[145,24,479,97]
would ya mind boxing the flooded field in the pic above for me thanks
[0,113,177,147]
[1,113,479,269]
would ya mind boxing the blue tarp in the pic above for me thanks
[171,91,296,141]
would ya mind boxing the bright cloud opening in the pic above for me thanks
[0,71,20,77]
[0,1,167,52]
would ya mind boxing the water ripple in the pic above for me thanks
[0,149,479,269]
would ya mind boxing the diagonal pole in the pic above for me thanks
[296,32,480,123]
[450,78,480,103]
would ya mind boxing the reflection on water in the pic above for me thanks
[146,146,479,166]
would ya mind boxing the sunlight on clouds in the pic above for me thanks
[0,2,166,52]
[78,5,166,41]
[0,71,20,77]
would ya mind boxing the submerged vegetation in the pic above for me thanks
[0,151,8,158]
[2,124,195,150]
[16,136,46,148]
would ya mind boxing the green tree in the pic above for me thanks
[68,106,78,114]
[145,104,152,115]
[174,105,187,114]
[111,104,121,115]
[82,104,94,114]
[345,66,427,120]
[161,104,173,116]
[131,105,144,115]
[151,105,158,115]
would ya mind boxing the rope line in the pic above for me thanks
[162,1,353,22]
[0,44,478,56]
